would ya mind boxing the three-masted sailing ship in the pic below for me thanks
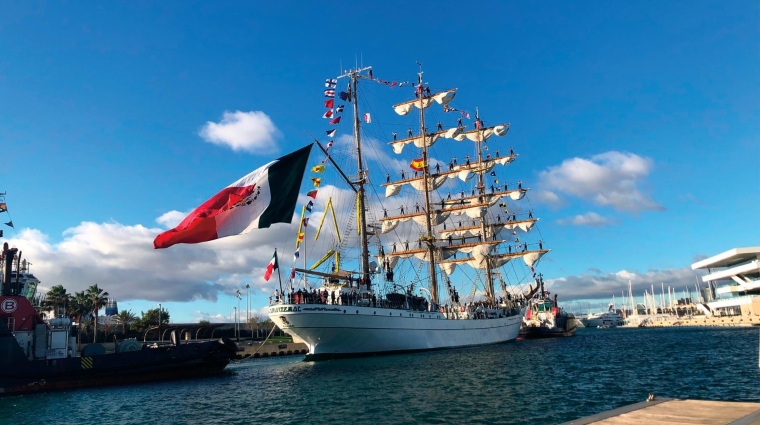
[269,65,549,360]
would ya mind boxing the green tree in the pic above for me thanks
[115,310,137,334]
[86,284,109,343]
[42,285,68,318]
[68,291,92,345]
[198,320,210,325]
[132,308,170,334]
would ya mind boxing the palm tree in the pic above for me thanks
[70,291,92,346]
[87,284,109,343]
[115,310,137,335]
[42,285,68,318]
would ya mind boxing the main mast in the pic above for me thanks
[474,108,495,301]
[347,68,372,285]
[417,69,439,304]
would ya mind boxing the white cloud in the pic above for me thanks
[9,217,301,304]
[537,151,664,212]
[198,110,281,153]
[556,212,618,227]
[533,190,563,206]
[155,210,188,229]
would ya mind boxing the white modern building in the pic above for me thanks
[692,247,760,317]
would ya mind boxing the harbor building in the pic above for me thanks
[692,247,760,318]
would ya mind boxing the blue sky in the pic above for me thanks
[1,1,757,321]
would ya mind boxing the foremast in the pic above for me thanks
[417,69,439,305]
[339,66,373,286]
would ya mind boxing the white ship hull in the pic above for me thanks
[269,304,524,360]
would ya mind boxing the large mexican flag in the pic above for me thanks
[154,144,313,249]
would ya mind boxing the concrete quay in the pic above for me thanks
[637,315,760,328]
[232,340,308,360]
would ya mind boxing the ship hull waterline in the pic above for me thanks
[269,303,525,361]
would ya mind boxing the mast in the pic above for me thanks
[474,108,495,301]
[346,68,372,286]
[417,68,439,304]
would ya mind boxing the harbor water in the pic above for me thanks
[3,326,760,425]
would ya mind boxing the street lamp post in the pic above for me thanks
[236,289,242,341]
[246,284,250,338]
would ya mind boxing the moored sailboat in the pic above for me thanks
[268,65,551,360]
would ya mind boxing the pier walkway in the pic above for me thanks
[563,398,760,425]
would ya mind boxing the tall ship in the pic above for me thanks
[269,65,550,360]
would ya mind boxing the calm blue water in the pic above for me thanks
[3,327,760,425]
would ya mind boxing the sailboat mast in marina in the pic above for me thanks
[269,64,550,360]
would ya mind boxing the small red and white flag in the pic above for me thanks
[264,250,279,281]
[326,140,333,149]
[329,116,341,125]
[290,267,296,279]
[364,113,371,123]
[324,99,334,109]
[153,145,313,249]
[324,89,335,98]
[322,109,334,119]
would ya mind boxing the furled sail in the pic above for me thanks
[392,89,457,116]
[522,250,548,267]
[389,133,444,154]
[380,211,451,234]
[445,124,509,143]
[503,219,538,233]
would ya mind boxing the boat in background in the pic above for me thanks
[0,242,237,395]
[579,300,625,328]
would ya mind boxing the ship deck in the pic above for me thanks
[562,398,760,425]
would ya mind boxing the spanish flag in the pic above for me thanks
[409,158,425,172]
[312,165,325,173]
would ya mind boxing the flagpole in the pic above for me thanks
[276,248,284,296]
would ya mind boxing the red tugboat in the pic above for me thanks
[0,242,237,395]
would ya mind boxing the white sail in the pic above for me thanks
[385,184,402,197]
[394,103,414,116]
[509,190,526,200]
[440,262,457,275]
[517,220,536,232]
[491,256,511,268]
[432,90,456,105]
[409,175,447,192]
[448,205,487,219]
[523,250,548,267]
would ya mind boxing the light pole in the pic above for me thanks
[236,289,242,341]
[246,284,250,338]
[157,303,162,343]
